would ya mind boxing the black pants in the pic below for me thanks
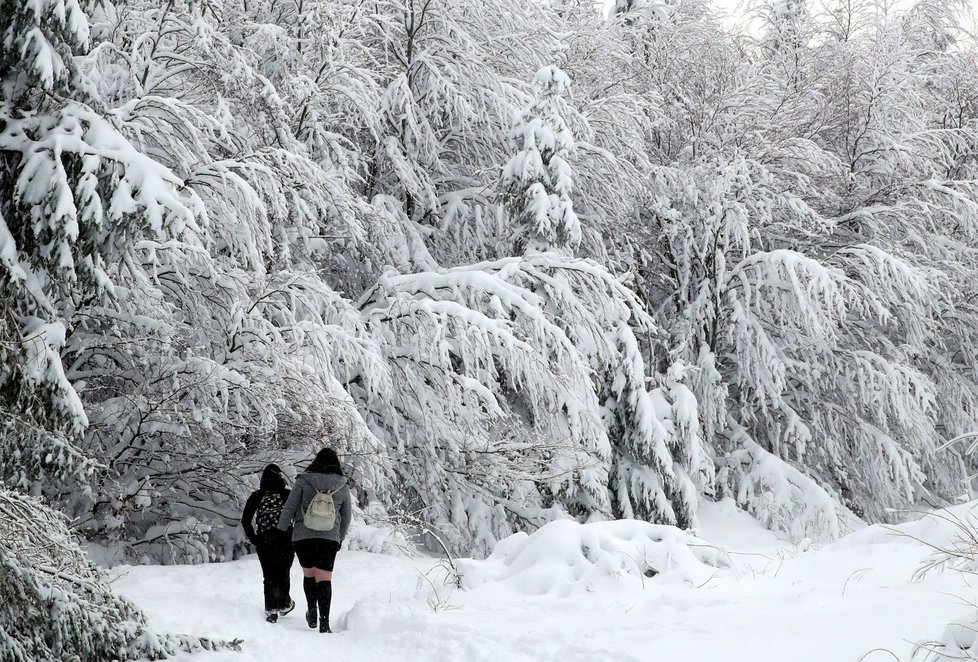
[257,541,295,611]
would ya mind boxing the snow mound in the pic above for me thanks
[458,519,728,596]
[695,497,785,549]
[346,523,417,556]
[939,613,978,658]
[343,503,421,557]
[839,501,978,551]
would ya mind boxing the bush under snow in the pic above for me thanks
[0,489,223,662]
[457,518,728,597]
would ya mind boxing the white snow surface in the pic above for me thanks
[112,498,978,662]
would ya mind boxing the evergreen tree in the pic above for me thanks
[0,0,225,656]
[502,65,583,255]
[0,0,193,486]
[0,489,222,661]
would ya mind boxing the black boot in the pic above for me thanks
[303,577,317,628]
[317,580,332,633]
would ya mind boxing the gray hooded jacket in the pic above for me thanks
[277,471,352,543]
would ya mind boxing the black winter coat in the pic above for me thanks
[241,465,293,550]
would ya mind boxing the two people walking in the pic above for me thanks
[241,448,352,633]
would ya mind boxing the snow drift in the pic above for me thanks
[457,518,728,596]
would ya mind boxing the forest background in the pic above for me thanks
[4,1,978,652]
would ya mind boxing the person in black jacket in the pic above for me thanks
[277,448,352,634]
[241,464,296,623]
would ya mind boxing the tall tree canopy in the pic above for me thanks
[2,0,977,570]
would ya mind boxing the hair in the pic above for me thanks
[259,463,286,490]
[307,448,343,475]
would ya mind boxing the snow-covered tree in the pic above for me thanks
[0,0,235,654]
[0,488,223,660]
[598,0,978,538]
[354,250,707,553]
[760,0,812,56]
[9,0,976,564]
[502,66,583,255]
[43,0,395,561]
[0,0,197,486]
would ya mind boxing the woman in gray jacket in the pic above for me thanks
[277,448,352,633]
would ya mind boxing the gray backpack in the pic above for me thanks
[303,482,342,531]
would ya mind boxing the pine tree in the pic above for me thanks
[0,0,194,488]
[0,489,223,661]
[0,1,221,656]
[502,65,583,255]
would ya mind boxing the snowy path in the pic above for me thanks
[112,502,976,662]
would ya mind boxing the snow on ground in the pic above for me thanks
[112,499,978,662]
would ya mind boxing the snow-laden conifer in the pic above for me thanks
[0,488,223,660]
[0,0,229,654]
[0,0,198,489]
[502,66,583,255]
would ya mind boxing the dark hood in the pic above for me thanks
[259,464,286,490]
